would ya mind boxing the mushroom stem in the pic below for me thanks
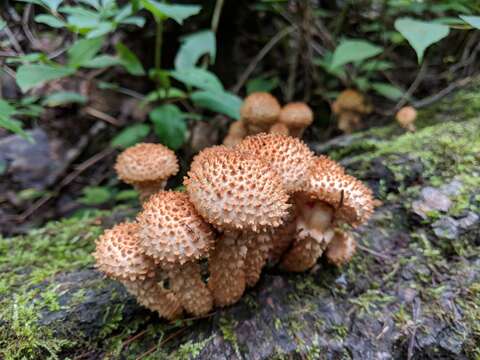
[325,229,357,266]
[268,207,298,263]
[208,232,248,307]
[135,180,167,202]
[169,262,213,316]
[338,111,362,133]
[244,232,272,287]
[123,277,183,320]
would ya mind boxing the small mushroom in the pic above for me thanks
[324,229,357,266]
[269,122,290,136]
[281,155,374,272]
[137,191,215,316]
[331,89,371,133]
[114,143,179,201]
[185,146,290,305]
[396,106,417,132]
[223,119,248,147]
[240,92,281,135]
[277,102,314,138]
[93,222,182,319]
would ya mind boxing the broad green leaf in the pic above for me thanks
[116,43,145,75]
[149,104,187,150]
[68,37,104,68]
[111,124,150,148]
[0,100,31,140]
[115,189,139,201]
[371,82,404,100]
[84,55,121,68]
[360,60,394,72]
[140,0,201,24]
[42,91,87,107]
[120,16,145,27]
[246,76,279,94]
[86,21,114,38]
[114,4,134,22]
[330,39,383,69]
[460,15,480,29]
[394,18,449,63]
[16,64,75,92]
[78,0,100,10]
[79,186,112,205]
[60,5,98,16]
[174,30,216,69]
[0,99,16,117]
[141,88,187,107]
[41,0,63,11]
[6,53,47,64]
[170,68,223,92]
[190,90,242,119]
[34,14,65,28]
[61,6,100,30]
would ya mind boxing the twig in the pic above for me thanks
[357,244,392,260]
[84,106,121,126]
[211,0,224,34]
[3,26,24,54]
[407,298,422,360]
[231,26,295,93]
[413,76,473,109]
[135,327,189,360]
[392,60,428,112]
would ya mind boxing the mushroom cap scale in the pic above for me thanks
[114,143,179,184]
[305,156,374,227]
[137,191,214,266]
[236,133,315,193]
[185,147,290,232]
[93,222,156,281]
[278,102,314,128]
[240,92,281,126]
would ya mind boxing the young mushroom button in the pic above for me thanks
[114,143,179,201]
[278,102,314,138]
[240,92,281,135]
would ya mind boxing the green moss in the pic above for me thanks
[349,289,396,317]
[457,282,480,356]
[219,316,240,356]
[171,336,213,360]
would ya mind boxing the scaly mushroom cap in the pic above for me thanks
[305,156,374,227]
[93,222,156,281]
[396,106,417,131]
[185,147,290,232]
[137,191,214,266]
[278,102,314,128]
[114,143,179,185]
[325,230,357,266]
[236,133,315,193]
[331,89,370,115]
[240,92,281,127]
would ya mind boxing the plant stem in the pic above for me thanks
[211,0,224,34]
[155,20,163,72]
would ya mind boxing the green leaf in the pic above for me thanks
[140,0,201,24]
[0,17,6,31]
[460,15,480,29]
[174,30,216,69]
[67,37,104,68]
[42,91,87,107]
[6,53,47,64]
[190,90,242,119]
[360,60,394,72]
[170,67,223,92]
[41,0,63,11]
[115,189,139,201]
[394,18,449,63]
[149,104,187,150]
[86,21,115,38]
[111,124,150,149]
[34,14,65,28]
[120,16,145,27]
[16,64,75,92]
[84,55,121,68]
[141,88,187,107]
[0,100,32,141]
[246,76,279,94]
[79,186,112,205]
[115,43,145,75]
[371,82,404,100]
[330,39,383,69]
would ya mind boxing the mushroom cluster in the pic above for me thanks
[94,134,374,319]
[223,92,314,147]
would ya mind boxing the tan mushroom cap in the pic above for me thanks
[240,92,281,126]
[236,133,315,193]
[93,222,156,281]
[185,147,290,232]
[305,156,374,227]
[325,230,357,266]
[278,102,314,128]
[269,122,290,136]
[114,143,179,184]
[137,191,214,266]
[332,89,371,115]
[396,106,417,131]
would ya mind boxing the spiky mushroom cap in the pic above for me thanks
[240,92,281,127]
[93,222,156,281]
[278,102,314,130]
[185,146,290,232]
[396,106,417,131]
[331,89,371,115]
[325,230,357,266]
[137,191,214,267]
[236,133,315,193]
[305,156,374,227]
[114,143,179,185]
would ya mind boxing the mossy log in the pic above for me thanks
[1,86,480,359]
